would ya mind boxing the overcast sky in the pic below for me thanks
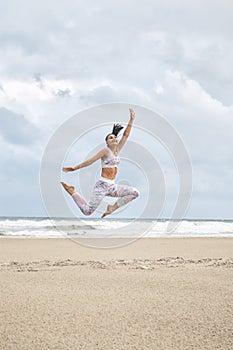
[0,0,232,219]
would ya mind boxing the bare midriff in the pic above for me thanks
[101,167,118,180]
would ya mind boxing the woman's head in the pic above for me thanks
[105,123,123,146]
[105,133,118,148]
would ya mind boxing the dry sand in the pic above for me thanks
[0,238,233,350]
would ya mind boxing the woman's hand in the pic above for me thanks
[129,108,135,120]
[62,167,75,172]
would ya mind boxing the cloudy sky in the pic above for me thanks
[0,0,232,219]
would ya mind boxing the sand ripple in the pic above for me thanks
[1,257,233,272]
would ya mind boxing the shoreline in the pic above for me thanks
[0,237,233,262]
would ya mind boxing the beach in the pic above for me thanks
[0,237,233,350]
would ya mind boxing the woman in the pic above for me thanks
[61,108,139,218]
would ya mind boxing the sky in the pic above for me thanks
[0,0,232,219]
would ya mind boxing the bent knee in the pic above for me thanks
[132,188,140,199]
[82,206,94,216]
[83,211,92,216]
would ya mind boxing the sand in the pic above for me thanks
[0,238,233,350]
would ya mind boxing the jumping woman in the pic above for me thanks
[61,108,139,218]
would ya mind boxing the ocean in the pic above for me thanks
[0,217,233,238]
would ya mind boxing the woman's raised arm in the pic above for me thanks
[117,108,135,152]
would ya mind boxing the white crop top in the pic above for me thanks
[101,150,120,169]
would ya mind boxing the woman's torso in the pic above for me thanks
[101,149,120,180]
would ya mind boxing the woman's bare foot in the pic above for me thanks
[101,203,118,218]
[60,182,75,195]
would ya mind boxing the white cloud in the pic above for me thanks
[155,85,164,95]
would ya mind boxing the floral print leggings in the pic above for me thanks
[72,180,139,216]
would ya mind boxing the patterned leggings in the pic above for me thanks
[72,180,139,216]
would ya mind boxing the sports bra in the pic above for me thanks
[101,150,120,169]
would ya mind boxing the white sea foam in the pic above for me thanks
[0,217,232,238]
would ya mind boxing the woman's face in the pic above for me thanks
[106,134,118,147]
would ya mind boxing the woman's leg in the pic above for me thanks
[102,184,139,217]
[111,184,139,207]
[71,180,110,216]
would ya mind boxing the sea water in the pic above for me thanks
[0,217,233,238]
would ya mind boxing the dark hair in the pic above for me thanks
[105,123,124,142]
